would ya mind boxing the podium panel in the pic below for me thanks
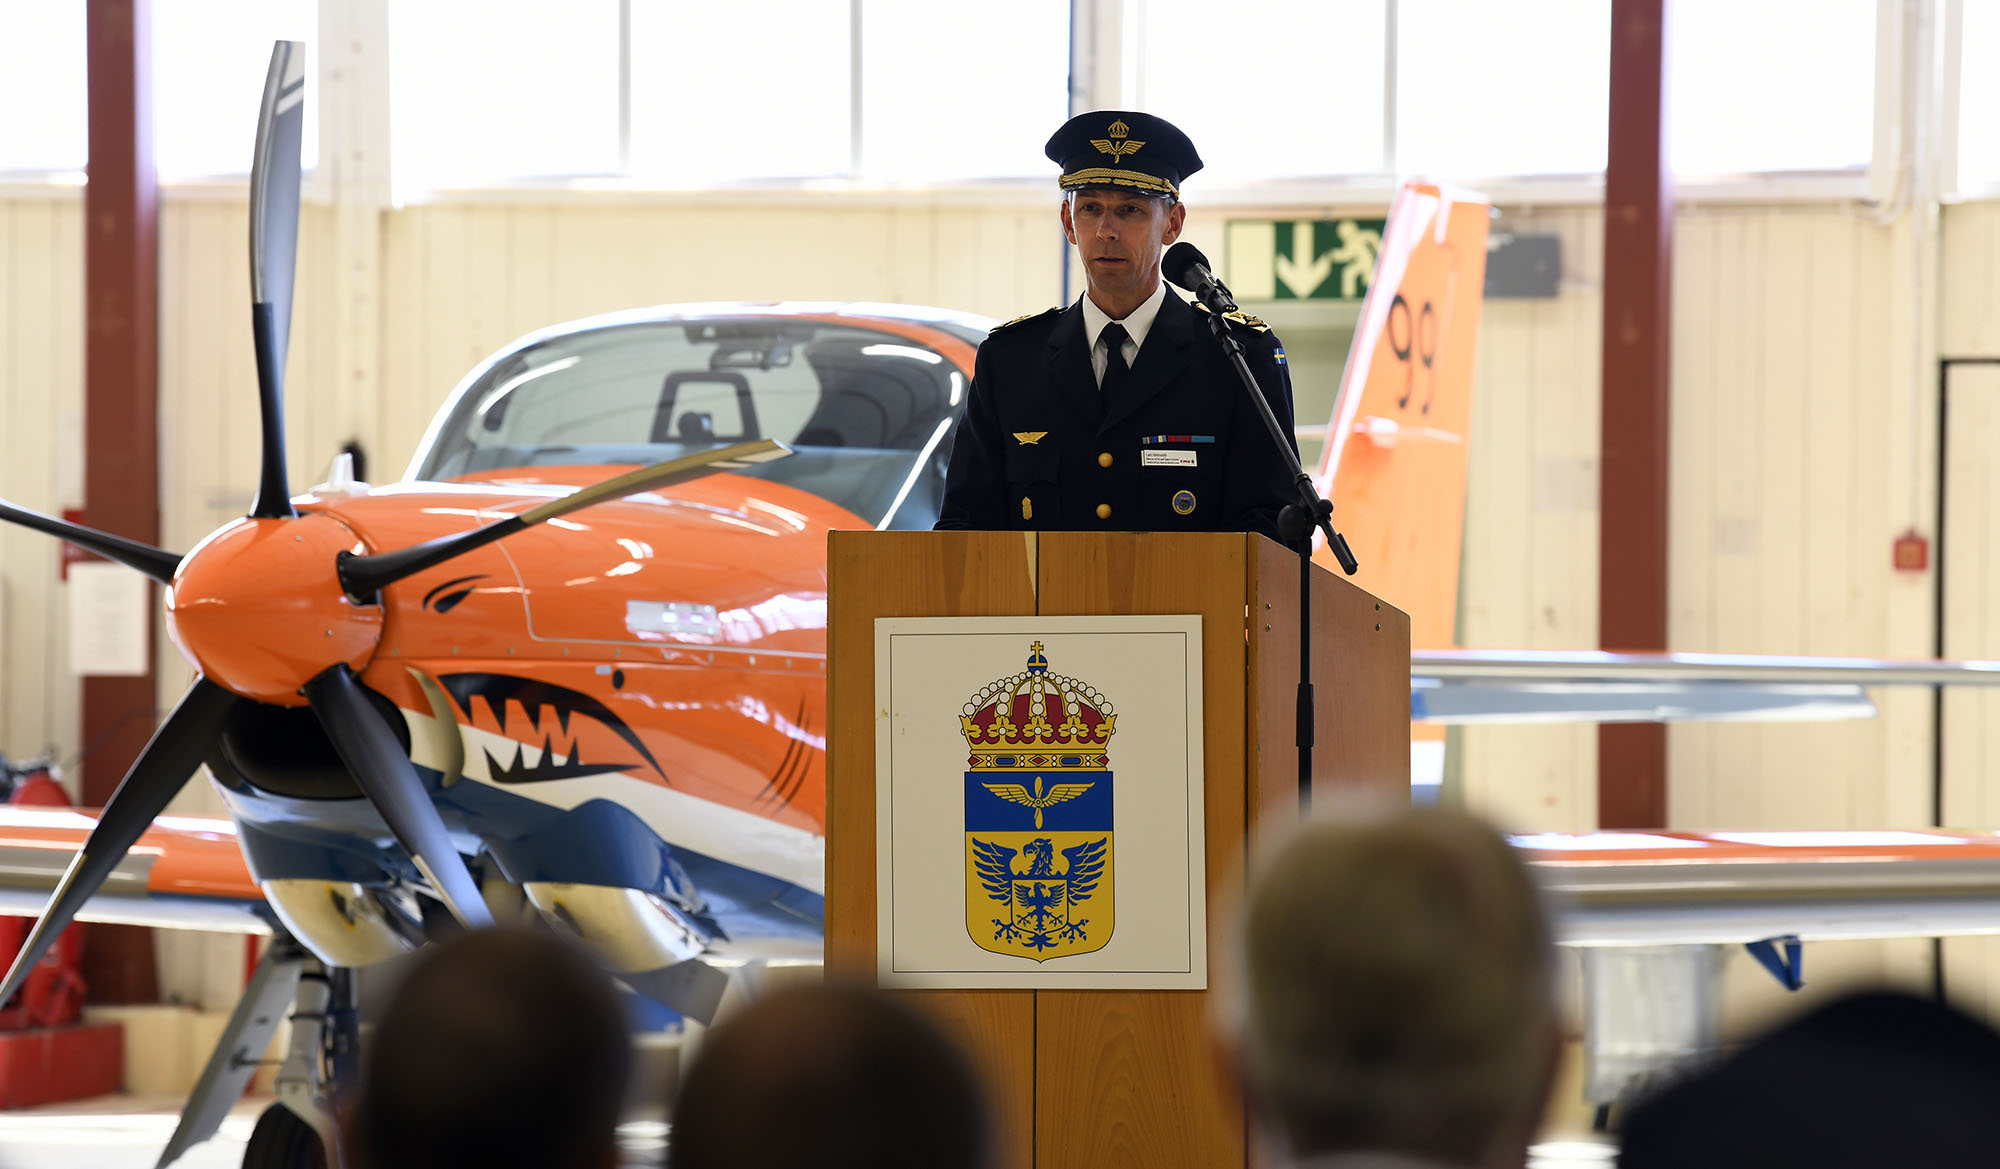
[828,530,1409,1169]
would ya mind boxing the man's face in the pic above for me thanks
[1061,188,1187,308]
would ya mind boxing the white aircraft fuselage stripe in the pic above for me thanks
[403,707,826,895]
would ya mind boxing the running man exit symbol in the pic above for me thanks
[1224,218,1385,300]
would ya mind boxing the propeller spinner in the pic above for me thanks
[0,40,789,1008]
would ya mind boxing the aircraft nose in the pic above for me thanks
[166,513,383,706]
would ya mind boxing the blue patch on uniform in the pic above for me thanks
[1172,489,1197,515]
[1274,349,1287,365]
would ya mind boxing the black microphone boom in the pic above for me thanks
[1163,241,1237,312]
[1166,235,1359,813]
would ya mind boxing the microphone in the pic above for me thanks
[1163,241,1237,312]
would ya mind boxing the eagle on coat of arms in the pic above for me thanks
[961,642,1115,962]
[972,836,1108,951]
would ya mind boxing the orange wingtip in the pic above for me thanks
[1516,828,2000,865]
[0,807,260,900]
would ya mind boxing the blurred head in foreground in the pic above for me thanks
[1224,801,1559,1168]
[668,982,991,1169]
[1619,990,2000,1168]
[347,928,632,1169]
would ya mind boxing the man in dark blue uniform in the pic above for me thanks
[936,110,1301,546]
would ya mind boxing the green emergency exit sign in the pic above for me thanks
[1223,218,1386,300]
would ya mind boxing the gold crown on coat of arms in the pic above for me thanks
[960,642,1115,771]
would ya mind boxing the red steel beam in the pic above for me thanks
[80,0,161,1003]
[1599,0,1673,829]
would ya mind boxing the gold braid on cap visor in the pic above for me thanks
[1059,167,1180,196]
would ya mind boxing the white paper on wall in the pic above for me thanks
[67,561,149,678]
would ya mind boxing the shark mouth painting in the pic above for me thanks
[438,673,670,785]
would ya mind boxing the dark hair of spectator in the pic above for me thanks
[1619,990,2000,1169]
[346,928,632,1169]
[667,983,992,1169]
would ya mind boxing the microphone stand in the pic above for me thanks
[1195,297,1359,811]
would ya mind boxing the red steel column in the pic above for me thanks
[81,0,161,1002]
[1599,0,1673,829]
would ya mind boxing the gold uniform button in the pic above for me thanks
[1098,451,1113,467]
[1096,503,1112,520]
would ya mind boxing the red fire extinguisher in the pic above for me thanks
[0,754,87,1028]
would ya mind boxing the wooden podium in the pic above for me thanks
[826,531,1410,1169]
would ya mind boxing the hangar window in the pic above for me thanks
[393,0,1067,189]
[626,1,853,182]
[1394,0,1609,178]
[858,0,1070,180]
[627,0,1069,183]
[0,0,87,173]
[1132,0,1388,183]
[1955,0,2000,193]
[154,0,319,179]
[1129,0,1875,187]
[1667,0,1876,177]
[0,0,318,179]
[390,0,623,188]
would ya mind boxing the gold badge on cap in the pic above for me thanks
[1013,431,1048,445]
[1090,119,1145,164]
[1172,489,1196,515]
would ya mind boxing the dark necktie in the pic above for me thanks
[1099,322,1131,404]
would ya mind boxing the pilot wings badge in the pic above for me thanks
[962,641,1114,961]
[1090,118,1145,165]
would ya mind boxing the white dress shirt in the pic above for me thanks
[1080,279,1170,387]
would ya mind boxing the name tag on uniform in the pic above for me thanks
[1141,449,1198,468]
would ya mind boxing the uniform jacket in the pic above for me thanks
[935,290,1302,547]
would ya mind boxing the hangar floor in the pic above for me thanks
[0,1097,672,1169]
[0,1097,1609,1168]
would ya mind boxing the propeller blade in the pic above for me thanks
[337,439,791,599]
[0,678,238,1006]
[0,499,180,582]
[247,40,306,520]
[302,664,493,929]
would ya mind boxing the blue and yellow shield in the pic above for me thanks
[961,642,1114,962]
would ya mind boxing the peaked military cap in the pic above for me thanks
[1045,110,1202,200]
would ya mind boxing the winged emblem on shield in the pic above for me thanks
[961,642,1115,960]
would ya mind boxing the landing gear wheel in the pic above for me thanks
[243,1103,328,1169]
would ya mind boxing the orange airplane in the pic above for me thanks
[0,43,983,1164]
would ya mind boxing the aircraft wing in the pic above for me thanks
[0,807,272,934]
[1411,649,2000,724]
[1523,828,2000,946]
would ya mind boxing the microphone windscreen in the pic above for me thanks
[1163,241,1210,291]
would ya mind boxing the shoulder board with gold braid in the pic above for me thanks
[1191,303,1271,333]
[989,306,1059,335]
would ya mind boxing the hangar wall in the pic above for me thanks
[0,191,1948,831]
[0,187,1965,1007]
[0,197,82,787]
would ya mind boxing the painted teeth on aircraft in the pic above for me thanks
[483,741,632,785]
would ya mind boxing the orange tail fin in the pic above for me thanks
[1311,181,1490,652]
